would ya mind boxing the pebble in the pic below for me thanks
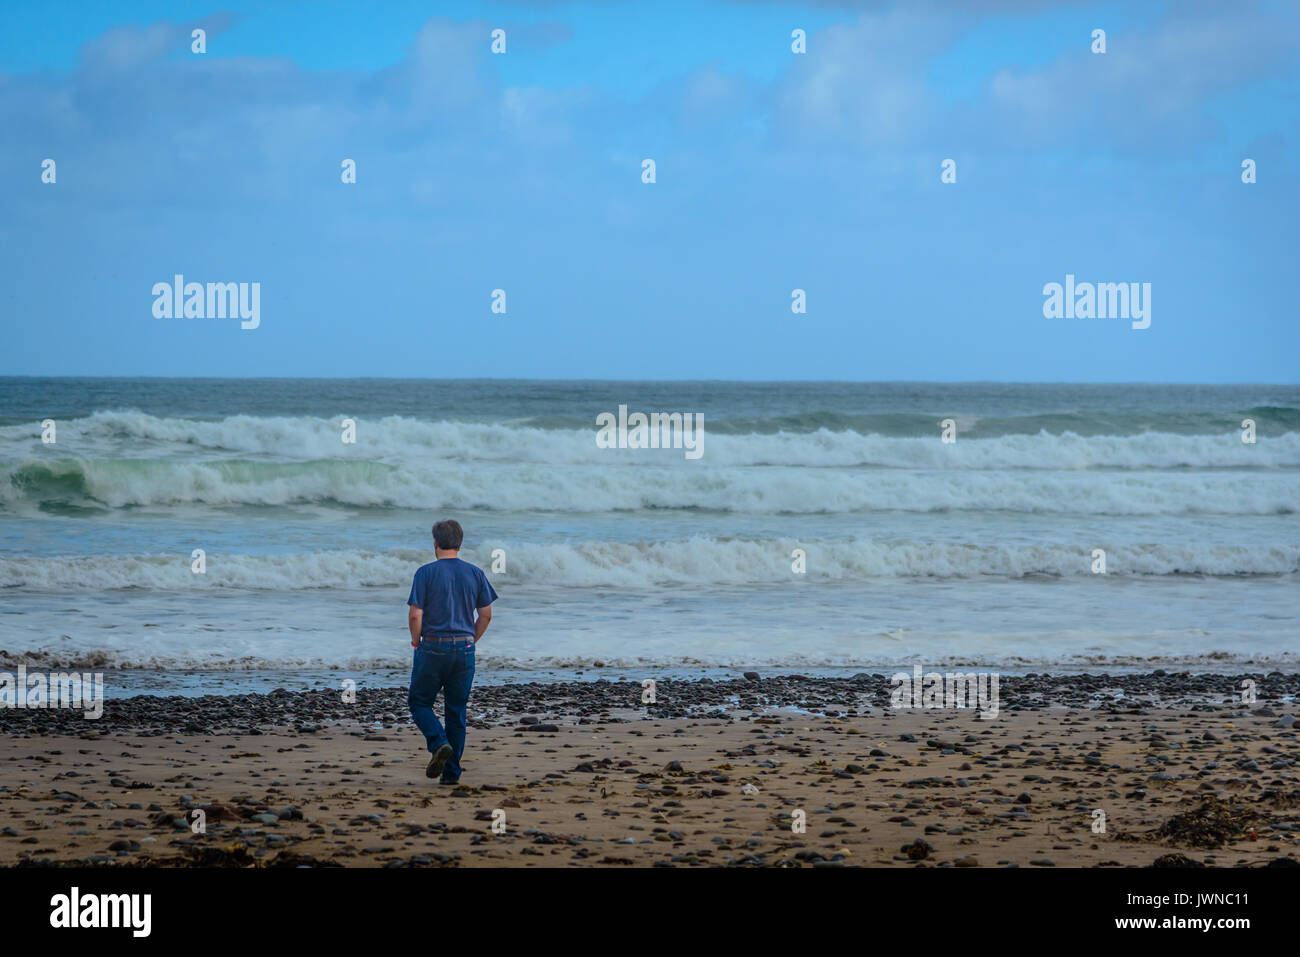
[4,671,1298,736]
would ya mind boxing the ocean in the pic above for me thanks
[1,378,1297,693]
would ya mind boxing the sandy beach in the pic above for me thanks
[3,674,1298,868]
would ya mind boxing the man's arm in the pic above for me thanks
[408,604,423,648]
[473,604,492,642]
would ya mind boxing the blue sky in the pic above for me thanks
[1,0,1297,381]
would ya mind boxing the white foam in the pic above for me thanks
[5,455,1297,515]
[5,411,1298,469]
[3,539,1296,590]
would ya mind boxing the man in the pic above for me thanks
[407,519,499,784]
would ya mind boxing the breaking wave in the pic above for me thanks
[4,539,1297,590]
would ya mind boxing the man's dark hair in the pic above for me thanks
[432,519,464,551]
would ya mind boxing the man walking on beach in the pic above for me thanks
[407,520,499,784]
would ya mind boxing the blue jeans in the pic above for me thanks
[408,639,476,779]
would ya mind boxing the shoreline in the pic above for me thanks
[2,672,1298,736]
[2,666,1299,710]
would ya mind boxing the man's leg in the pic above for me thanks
[407,646,448,753]
[439,643,476,781]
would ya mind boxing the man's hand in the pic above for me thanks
[408,604,423,648]
[473,604,492,642]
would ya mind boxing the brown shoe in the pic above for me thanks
[426,743,453,779]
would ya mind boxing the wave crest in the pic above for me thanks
[4,539,1296,590]
[3,411,1298,469]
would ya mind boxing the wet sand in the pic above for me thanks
[3,681,1299,868]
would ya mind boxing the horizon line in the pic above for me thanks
[4,375,1298,387]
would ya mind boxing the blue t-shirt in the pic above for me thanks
[407,558,499,638]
